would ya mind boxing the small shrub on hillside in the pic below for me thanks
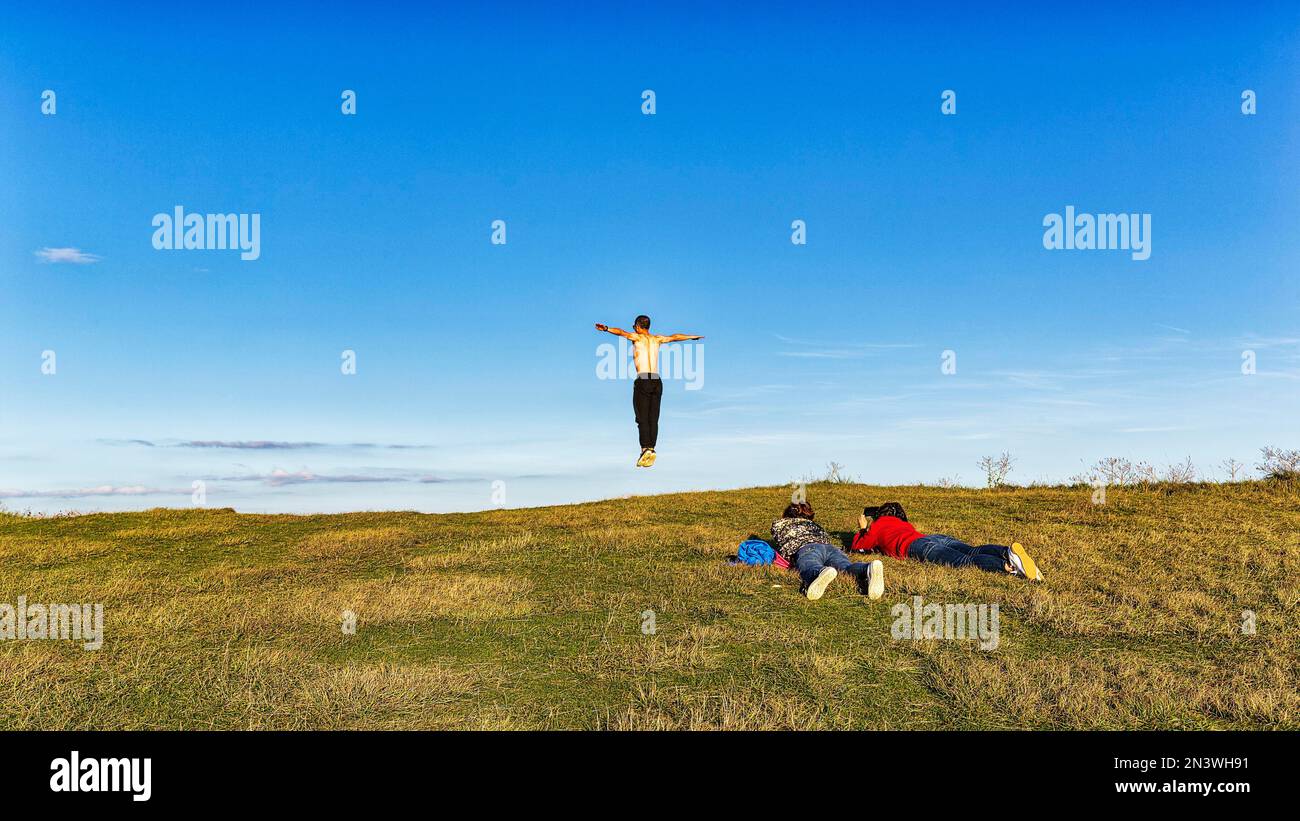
[1091,457,1136,485]
[1077,456,1200,487]
[1163,456,1197,484]
[1219,458,1246,482]
[1134,461,1159,484]
[1257,446,1300,481]
[824,462,855,483]
[796,462,857,485]
[977,452,1016,488]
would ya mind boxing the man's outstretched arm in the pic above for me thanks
[660,332,705,342]
[595,323,636,340]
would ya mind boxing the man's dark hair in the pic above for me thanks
[782,501,814,520]
[634,315,651,330]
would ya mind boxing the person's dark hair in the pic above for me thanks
[782,501,814,520]
[863,501,908,522]
[634,315,651,330]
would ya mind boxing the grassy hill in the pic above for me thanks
[1,481,1296,730]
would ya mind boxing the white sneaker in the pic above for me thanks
[857,559,884,600]
[805,567,837,600]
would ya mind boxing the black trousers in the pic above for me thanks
[632,375,663,449]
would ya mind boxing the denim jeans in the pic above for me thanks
[794,542,872,590]
[908,534,1009,574]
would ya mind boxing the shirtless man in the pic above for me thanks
[595,315,703,467]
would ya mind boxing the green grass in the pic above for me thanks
[1,481,1297,729]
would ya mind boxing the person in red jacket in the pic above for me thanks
[851,504,1043,581]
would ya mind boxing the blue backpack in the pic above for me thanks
[736,539,776,566]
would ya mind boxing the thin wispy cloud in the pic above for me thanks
[35,247,102,264]
[212,468,470,486]
[219,469,410,486]
[184,441,327,450]
[100,439,431,450]
[986,370,1114,390]
[1026,397,1100,407]
[1119,426,1191,434]
[777,350,874,360]
[0,485,176,499]
[808,393,919,415]
[1236,335,1300,349]
[667,404,767,419]
[774,334,918,360]
[774,334,917,350]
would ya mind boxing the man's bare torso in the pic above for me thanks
[630,331,667,374]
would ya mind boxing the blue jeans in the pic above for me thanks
[794,542,871,590]
[908,534,1010,574]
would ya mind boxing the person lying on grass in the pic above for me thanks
[771,501,884,600]
[851,503,1044,581]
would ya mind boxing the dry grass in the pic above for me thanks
[0,481,1296,729]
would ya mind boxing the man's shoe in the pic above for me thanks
[636,449,651,467]
[856,559,885,600]
[642,449,656,467]
[805,567,837,600]
[1007,542,1043,581]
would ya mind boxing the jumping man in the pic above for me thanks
[595,315,703,467]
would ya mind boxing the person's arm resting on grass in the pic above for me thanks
[851,513,879,553]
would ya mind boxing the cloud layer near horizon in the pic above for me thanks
[99,439,432,450]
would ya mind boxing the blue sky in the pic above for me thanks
[2,1,1297,513]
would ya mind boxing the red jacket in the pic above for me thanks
[851,516,925,558]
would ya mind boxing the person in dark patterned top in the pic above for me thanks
[769,507,833,562]
[770,501,883,601]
